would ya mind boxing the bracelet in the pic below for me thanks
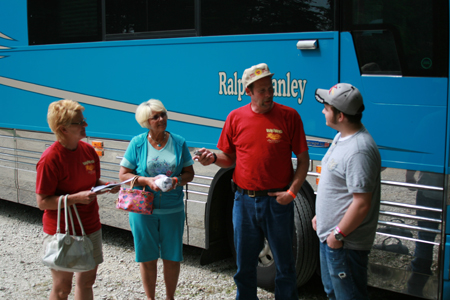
[336,226,347,237]
[212,153,217,164]
[174,177,178,185]
[286,189,296,199]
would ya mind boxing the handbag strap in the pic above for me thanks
[71,203,87,236]
[63,194,88,237]
[63,194,70,235]
[66,203,76,236]
[130,175,147,191]
[56,195,64,234]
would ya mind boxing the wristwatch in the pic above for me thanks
[334,227,345,241]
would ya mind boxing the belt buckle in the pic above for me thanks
[248,190,256,197]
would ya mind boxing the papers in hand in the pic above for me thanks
[91,177,134,193]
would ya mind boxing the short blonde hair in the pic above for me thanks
[47,99,84,141]
[135,99,167,129]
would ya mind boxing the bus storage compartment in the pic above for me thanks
[0,128,17,203]
[15,130,56,207]
[368,168,443,299]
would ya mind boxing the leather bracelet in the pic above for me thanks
[336,226,347,237]
[286,189,296,199]
[212,153,217,163]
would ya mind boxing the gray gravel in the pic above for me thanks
[0,199,421,300]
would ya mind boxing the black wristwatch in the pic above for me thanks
[334,227,345,241]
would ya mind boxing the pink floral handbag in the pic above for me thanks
[116,176,154,215]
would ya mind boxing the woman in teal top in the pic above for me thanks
[119,99,194,300]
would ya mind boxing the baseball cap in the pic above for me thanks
[242,63,274,88]
[315,83,364,115]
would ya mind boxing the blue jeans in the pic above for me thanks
[233,191,298,300]
[320,242,370,300]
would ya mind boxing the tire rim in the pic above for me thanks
[258,239,274,267]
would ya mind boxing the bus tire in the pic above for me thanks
[256,182,318,289]
[292,182,319,286]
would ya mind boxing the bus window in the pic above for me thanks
[28,0,102,45]
[105,0,196,40]
[28,0,335,45]
[353,30,402,75]
[343,0,448,77]
[201,0,334,36]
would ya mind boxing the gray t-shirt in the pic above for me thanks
[316,126,381,250]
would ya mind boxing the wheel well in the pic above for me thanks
[200,167,234,265]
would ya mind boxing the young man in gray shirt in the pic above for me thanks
[312,83,381,300]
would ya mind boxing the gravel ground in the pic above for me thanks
[0,199,422,300]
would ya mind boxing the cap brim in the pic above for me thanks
[315,88,329,104]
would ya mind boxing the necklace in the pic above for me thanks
[148,131,166,147]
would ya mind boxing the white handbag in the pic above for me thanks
[42,195,96,272]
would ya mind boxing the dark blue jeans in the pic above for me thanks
[232,191,298,300]
[320,242,370,300]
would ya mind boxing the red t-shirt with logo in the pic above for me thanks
[36,140,101,235]
[218,103,308,191]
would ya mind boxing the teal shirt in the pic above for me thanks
[120,131,194,214]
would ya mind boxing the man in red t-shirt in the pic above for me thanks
[195,63,309,300]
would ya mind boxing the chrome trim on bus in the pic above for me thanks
[194,175,214,180]
[379,210,441,223]
[188,182,211,189]
[98,161,119,167]
[0,152,15,158]
[183,199,207,204]
[375,232,439,246]
[382,180,443,191]
[380,200,442,212]
[378,220,441,234]
[185,190,208,197]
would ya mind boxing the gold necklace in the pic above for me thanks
[148,131,166,147]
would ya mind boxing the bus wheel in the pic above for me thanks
[256,182,318,289]
[292,183,319,286]
[256,239,276,289]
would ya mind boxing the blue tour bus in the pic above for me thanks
[0,0,449,299]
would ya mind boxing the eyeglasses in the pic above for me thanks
[71,118,87,126]
[150,112,167,121]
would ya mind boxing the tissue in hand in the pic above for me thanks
[155,175,173,192]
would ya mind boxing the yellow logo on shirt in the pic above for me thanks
[266,129,283,143]
[83,160,96,174]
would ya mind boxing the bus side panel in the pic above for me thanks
[340,32,447,173]
[0,32,340,151]
[0,0,28,47]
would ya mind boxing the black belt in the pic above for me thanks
[236,185,289,197]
